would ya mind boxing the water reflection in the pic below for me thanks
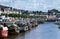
[0,37,8,39]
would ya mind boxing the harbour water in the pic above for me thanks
[3,22,60,39]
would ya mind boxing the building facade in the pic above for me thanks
[0,5,22,14]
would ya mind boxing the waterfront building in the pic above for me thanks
[0,5,22,14]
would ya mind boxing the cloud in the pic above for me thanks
[0,0,60,11]
[0,0,12,2]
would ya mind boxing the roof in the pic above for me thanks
[0,5,12,8]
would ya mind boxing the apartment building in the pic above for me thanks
[0,5,22,14]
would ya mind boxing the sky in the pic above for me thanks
[0,0,60,12]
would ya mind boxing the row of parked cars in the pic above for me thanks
[0,16,38,37]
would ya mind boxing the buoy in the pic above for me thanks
[1,27,8,37]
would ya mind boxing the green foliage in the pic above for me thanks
[48,9,59,13]
[0,13,45,18]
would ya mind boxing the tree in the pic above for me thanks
[51,9,58,13]
[39,11,42,14]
